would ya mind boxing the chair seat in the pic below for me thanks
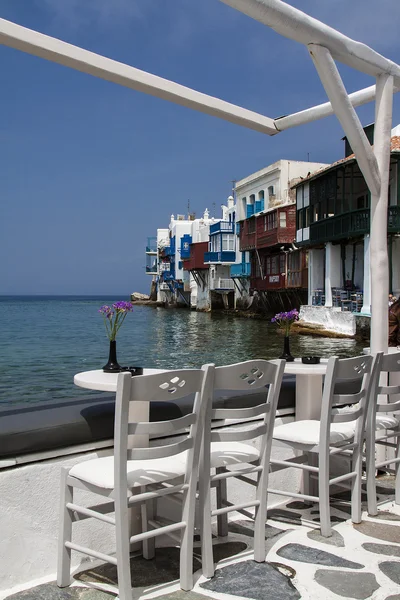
[69,453,188,490]
[210,441,259,468]
[375,414,400,430]
[273,419,355,447]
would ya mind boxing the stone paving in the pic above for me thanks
[5,475,400,600]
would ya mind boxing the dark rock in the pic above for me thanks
[369,511,400,521]
[4,584,114,599]
[205,541,248,564]
[228,519,284,540]
[267,509,302,525]
[378,561,400,585]
[307,529,344,547]
[385,595,400,600]
[276,543,363,569]
[76,547,201,588]
[353,521,400,544]
[311,515,346,523]
[149,593,211,600]
[362,542,400,557]
[314,570,380,599]
[200,560,300,600]
[331,503,352,515]
[286,501,313,511]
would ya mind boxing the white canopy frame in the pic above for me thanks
[0,0,398,353]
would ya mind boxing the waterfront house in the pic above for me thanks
[294,125,400,318]
[234,160,328,311]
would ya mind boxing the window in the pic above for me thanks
[248,219,256,234]
[297,209,303,230]
[210,235,221,252]
[279,211,287,228]
[304,206,310,227]
[249,194,255,204]
[258,190,265,200]
[222,234,235,251]
[267,212,277,230]
[271,255,279,274]
[280,254,286,274]
[268,185,275,197]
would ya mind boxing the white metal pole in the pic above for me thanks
[275,84,399,132]
[370,73,394,354]
[308,44,380,197]
[220,0,400,85]
[0,18,278,136]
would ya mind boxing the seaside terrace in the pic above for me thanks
[1,1,400,600]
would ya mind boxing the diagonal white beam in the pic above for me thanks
[221,0,400,86]
[0,18,278,136]
[275,84,400,131]
[308,44,380,197]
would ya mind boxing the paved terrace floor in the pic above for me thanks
[6,475,399,600]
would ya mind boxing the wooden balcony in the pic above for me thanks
[239,205,296,251]
[181,241,208,270]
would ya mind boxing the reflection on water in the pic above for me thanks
[0,297,366,405]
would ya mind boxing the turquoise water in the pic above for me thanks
[0,296,366,405]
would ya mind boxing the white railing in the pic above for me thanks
[210,278,235,290]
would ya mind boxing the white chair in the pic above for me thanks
[199,359,285,578]
[270,355,377,537]
[57,366,212,600]
[366,351,400,515]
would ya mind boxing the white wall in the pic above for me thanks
[235,160,328,221]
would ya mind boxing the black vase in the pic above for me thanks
[103,340,122,373]
[279,335,294,362]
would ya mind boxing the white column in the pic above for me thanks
[361,234,371,314]
[370,73,393,354]
[324,243,341,307]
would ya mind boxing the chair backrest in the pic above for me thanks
[320,354,377,446]
[113,366,213,488]
[372,351,400,414]
[206,359,285,451]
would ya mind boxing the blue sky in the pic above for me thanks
[1,0,399,296]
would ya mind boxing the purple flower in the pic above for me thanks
[271,307,299,334]
[113,301,133,313]
[99,300,133,341]
[99,305,113,319]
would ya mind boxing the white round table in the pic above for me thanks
[74,368,165,392]
[283,359,329,421]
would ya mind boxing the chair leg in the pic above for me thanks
[351,448,362,524]
[216,468,228,538]
[180,486,196,591]
[141,495,155,560]
[366,435,378,516]
[57,468,73,588]
[115,497,133,600]
[253,469,268,563]
[318,453,332,538]
[199,472,214,578]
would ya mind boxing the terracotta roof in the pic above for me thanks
[292,136,400,187]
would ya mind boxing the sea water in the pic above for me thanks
[0,296,365,405]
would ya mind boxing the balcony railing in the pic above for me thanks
[210,221,235,234]
[145,246,157,254]
[204,251,236,263]
[210,278,235,290]
[230,263,251,278]
[308,206,400,244]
